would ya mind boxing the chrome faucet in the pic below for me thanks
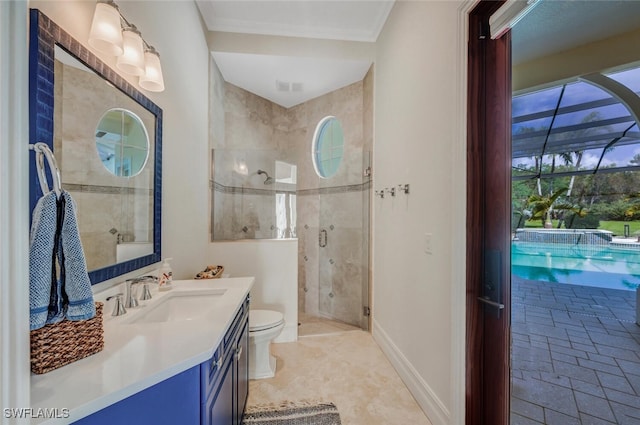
[106,293,126,316]
[125,275,157,308]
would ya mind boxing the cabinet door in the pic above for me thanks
[203,353,234,425]
[234,322,249,425]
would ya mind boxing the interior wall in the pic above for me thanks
[29,0,212,281]
[373,1,462,424]
[207,240,298,343]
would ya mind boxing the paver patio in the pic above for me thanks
[511,276,640,425]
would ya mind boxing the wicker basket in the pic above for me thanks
[194,265,224,279]
[30,302,104,374]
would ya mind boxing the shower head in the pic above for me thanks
[257,169,275,185]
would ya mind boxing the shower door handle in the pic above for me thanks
[319,229,328,247]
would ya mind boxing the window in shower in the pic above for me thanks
[312,116,344,179]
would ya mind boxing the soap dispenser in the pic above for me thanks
[158,258,173,291]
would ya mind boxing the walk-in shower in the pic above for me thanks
[210,68,373,331]
[210,147,371,330]
[210,149,297,240]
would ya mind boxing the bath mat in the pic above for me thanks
[242,400,341,425]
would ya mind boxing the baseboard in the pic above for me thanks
[273,323,297,343]
[373,319,450,425]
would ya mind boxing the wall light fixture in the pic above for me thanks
[88,0,165,92]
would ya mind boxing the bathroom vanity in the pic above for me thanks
[30,278,253,425]
[27,10,254,423]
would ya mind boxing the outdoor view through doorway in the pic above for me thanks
[509,37,640,425]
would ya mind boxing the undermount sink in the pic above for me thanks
[125,289,227,324]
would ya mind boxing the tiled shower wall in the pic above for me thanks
[211,65,373,327]
[54,60,155,271]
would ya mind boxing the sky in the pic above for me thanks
[512,65,640,171]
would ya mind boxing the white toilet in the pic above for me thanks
[248,309,285,380]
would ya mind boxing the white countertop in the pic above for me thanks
[30,277,254,424]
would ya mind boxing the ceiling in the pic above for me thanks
[196,0,394,42]
[512,0,640,66]
[196,0,640,108]
[211,51,373,108]
[196,0,393,108]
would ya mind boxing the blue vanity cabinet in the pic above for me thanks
[202,343,234,424]
[72,366,201,425]
[202,296,250,425]
[234,321,249,425]
[72,296,250,425]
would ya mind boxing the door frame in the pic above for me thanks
[0,0,31,412]
[466,1,511,424]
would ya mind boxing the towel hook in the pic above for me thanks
[29,143,62,198]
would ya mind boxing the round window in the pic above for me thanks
[95,108,149,177]
[312,116,344,179]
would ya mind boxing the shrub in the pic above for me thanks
[566,213,600,229]
[591,200,637,221]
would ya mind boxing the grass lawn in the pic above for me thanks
[522,220,640,237]
[599,220,640,237]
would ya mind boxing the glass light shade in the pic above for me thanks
[116,27,145,76]
[88,2,123,56]
[139,49,165,92]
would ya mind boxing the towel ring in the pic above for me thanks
[29,143,62,198]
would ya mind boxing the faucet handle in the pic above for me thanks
[126,275,158,284]
[139,282,153,301]
[140,275,158,281]
[106,293,126,316]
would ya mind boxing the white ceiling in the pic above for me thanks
[512,0,640,66]
[197,0,640,108]
[196,0,394,42]
[196,0,393,108]
[212,52,372,108]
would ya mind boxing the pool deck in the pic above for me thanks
[611,237,640,247]
[511,276,640,425]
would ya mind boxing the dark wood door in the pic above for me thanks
[466,1,512,424]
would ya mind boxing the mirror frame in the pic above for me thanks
[28,9,163,284]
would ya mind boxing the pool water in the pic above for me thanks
[511,242,640,291]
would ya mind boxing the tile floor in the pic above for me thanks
[511,276,640,425]
[246,324,432,425]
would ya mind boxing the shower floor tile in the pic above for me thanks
[298,312,361,337]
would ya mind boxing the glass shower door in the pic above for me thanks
[316,151,371,330]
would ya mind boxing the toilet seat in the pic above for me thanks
[250,309,284,332]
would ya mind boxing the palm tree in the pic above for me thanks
[527,187,585,228]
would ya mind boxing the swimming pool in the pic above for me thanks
[511,242,640,291]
